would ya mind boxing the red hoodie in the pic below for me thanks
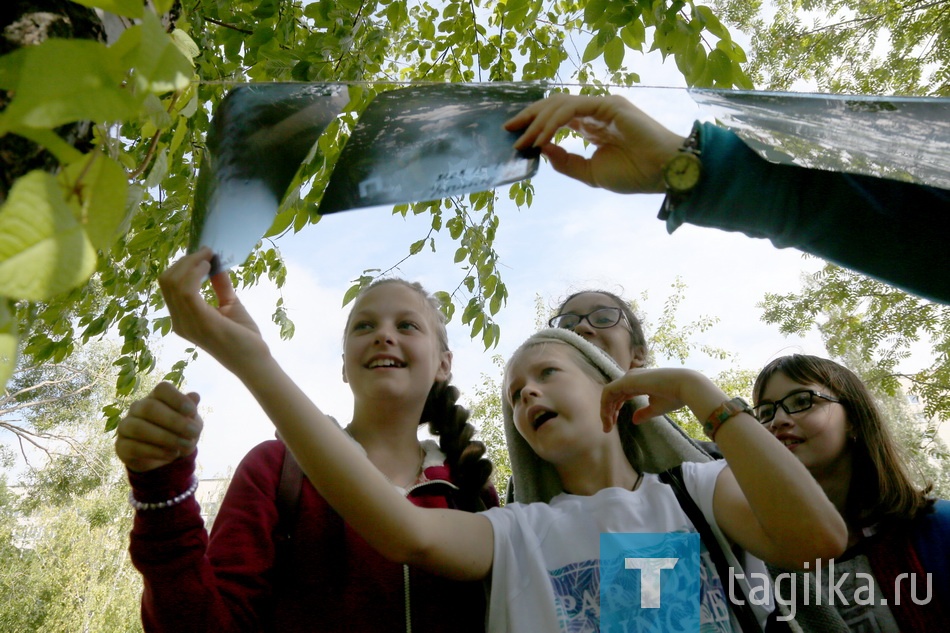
[128,440,497,632]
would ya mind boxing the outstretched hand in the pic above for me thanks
[159,247,268,372]
[504,93,685,195]
[115,382,203,473]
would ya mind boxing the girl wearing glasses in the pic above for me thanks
[548,290,649,372]
[542,289,724,462]
[154,249,849,632]
[752,354,949,630]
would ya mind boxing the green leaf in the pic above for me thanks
[170,29,201,61]
[603,35,625,71]
[454,247,468,263]
[584,0,609,25]
[489,291,503,315]
[716,39,747,63]
[409,239,425,255]
[265,207,296,238]
[0,171,97,301]
[705,48,732,85]
[342,283,362,307]
[0,298,16,391]
[582,36,605,64]
[0,40,135,132]
[122,12,194,94]
[70,0,144,19]
[58,152,129,251]
[621,21,646,51]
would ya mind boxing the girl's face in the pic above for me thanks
[343,283,451,404]
[758,372,852,479]
[556,293,642,370]
[506,344,607,464]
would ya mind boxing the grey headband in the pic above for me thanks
[502,328,713,504]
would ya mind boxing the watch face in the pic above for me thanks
[664,153,702,193]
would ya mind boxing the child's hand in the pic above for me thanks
[115,382,202,473]
[601,367,726,428]
[159,247,268,371]
[504,93,684,195]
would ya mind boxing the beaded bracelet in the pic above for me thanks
[128,478,199,511]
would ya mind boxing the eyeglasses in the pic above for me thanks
[753,390,841,426]
[548,307,625,330]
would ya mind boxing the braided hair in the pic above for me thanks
[350,278,493,510]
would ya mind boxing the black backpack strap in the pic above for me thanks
[273,442,304,583]
[660,465,763,632]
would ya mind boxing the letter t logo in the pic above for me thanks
[624,558,679,608]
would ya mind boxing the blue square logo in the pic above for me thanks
[600,533,700,633]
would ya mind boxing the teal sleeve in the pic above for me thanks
[663,123,950,304]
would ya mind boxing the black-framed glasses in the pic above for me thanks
[753,390,841,425]
[548,307,625,330]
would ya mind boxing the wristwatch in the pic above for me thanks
[658,123,703,220]
[703,397,754,441]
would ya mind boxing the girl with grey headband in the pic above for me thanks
[157,248,847,632]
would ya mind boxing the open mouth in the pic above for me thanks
[533,411,557,430]
[367,358,406,369]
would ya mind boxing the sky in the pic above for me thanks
[161,73,842,480]
[6,29,937,481]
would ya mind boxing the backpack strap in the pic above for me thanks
[273,442,304,584]
[660,465,764,632]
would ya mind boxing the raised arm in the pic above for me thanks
[159,249,494,581]
[506,93,950,304]
[601,367,847,569]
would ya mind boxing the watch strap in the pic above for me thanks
[703,397,753,441]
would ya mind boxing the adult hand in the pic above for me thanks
[115,382,203,473]
[504,93,685,194]
[159,247,268,372]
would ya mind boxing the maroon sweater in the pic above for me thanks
[128,441,496,632]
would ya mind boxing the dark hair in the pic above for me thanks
[752,354,933,526]
[346,278,493,510]
[556,290,648,364]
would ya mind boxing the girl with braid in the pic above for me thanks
[115,275,497,633]
[152,247,848,633]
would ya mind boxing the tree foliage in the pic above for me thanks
[0,0,753,425]
[760,263,950,481]
[716,0,950,95]
[0,439,142,632]
[0,338,160,630]
[713,0,950,491]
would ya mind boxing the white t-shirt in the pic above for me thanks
[483,460,771,632]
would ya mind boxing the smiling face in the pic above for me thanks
[758,371,853,481]
[505,343,609,464]
[342,282,451,406]
[555,292,645,370]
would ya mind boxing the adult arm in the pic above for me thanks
[669,124,950,304]
[601,367,848,570]
[158,249,495,582]
[506,94,950,304]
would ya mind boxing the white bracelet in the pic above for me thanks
[128,478,199,511]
